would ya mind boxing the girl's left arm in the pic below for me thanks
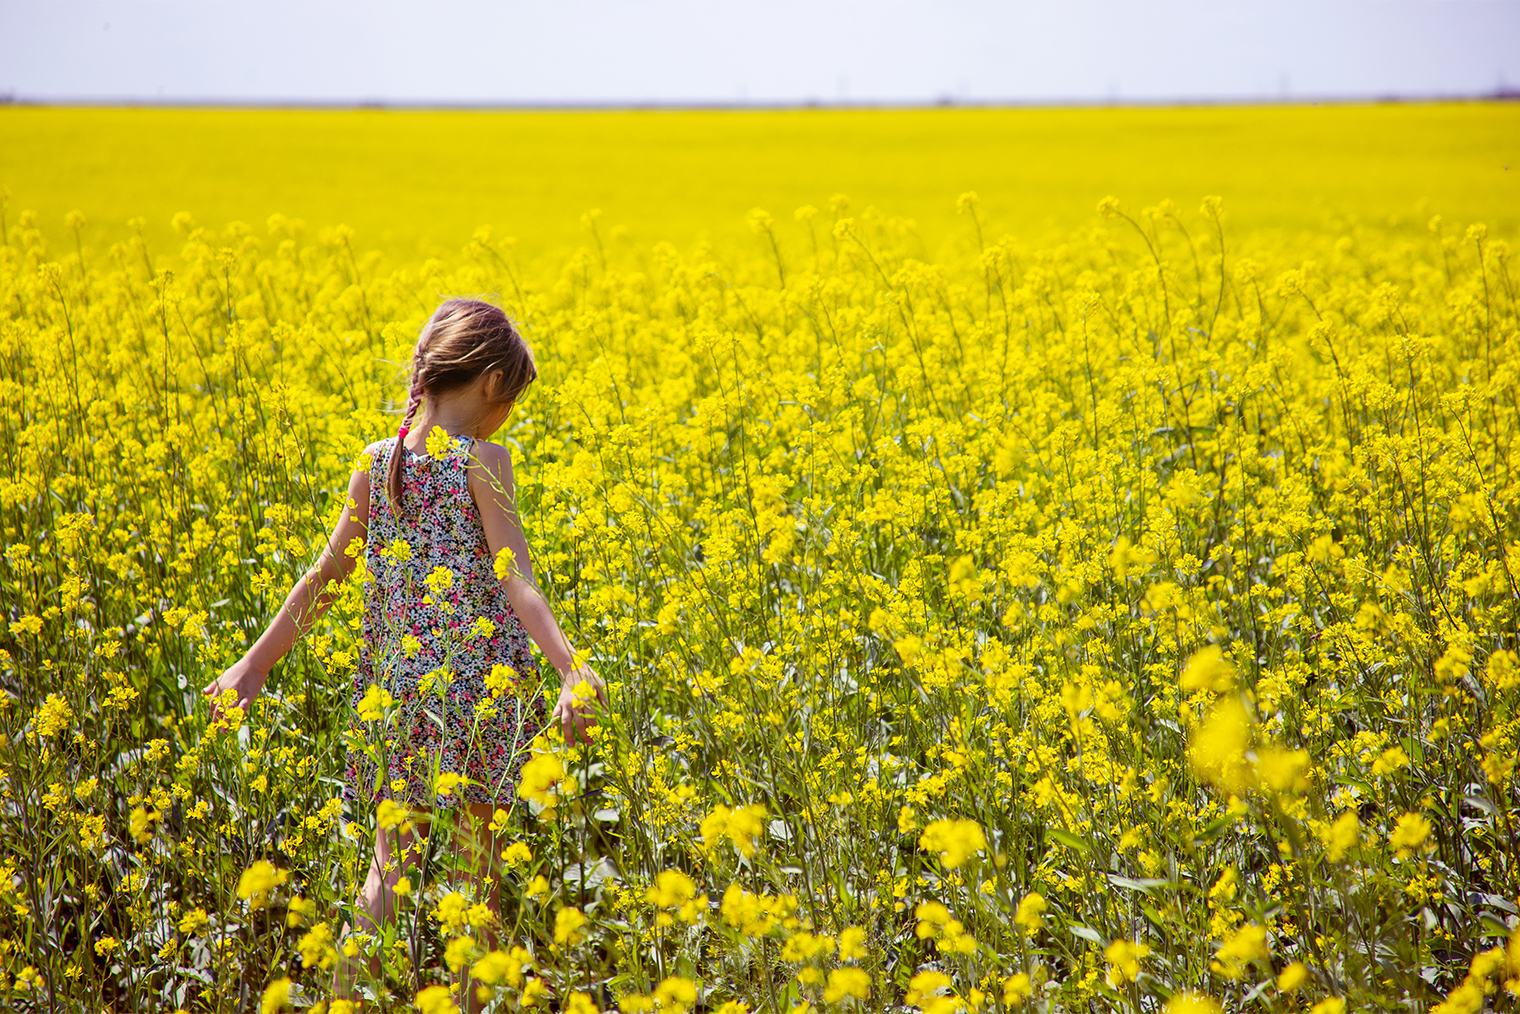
[467,440,607,746]
[203,469,371,718]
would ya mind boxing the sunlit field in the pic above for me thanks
[1,104,1518,1013]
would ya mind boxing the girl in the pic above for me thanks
[204,298,604,1001]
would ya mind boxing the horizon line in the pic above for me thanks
[4,90,1519,113]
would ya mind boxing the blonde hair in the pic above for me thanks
[387,298,537,512]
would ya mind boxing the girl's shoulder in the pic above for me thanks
[463,438,515,476]
[462,440,520,508]
[355,437,398,474]
[352,437,407,480]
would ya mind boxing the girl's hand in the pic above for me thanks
[203,658,268,723]
[551,665,607,747]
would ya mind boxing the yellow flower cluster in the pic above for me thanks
[699,803,767,860]
[917,817,986,869]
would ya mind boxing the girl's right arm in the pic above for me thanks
[203,469,371,719]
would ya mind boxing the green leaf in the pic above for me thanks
[1048,827,1092,854]
[1107,874,1172,892]
[1069,923,1106,946]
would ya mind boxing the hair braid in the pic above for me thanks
[386,340,431,513]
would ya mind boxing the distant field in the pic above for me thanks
[3,102,1516,259]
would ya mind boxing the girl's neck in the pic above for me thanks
[406,408,473,454]
[403,374,509,454]
[404,385,500,454]
[416,407,478,439]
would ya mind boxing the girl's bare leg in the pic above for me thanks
[333,812,430,1004]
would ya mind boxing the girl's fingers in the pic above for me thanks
[551,692,599,746]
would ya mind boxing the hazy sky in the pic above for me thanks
[1,0,1517,105]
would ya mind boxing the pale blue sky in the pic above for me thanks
[1,0,1516,105]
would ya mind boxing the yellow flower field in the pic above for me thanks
[1,104,1518,1012]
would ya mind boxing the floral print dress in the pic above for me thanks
[342,433,546,809]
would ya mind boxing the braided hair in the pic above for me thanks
[387,298,537,514]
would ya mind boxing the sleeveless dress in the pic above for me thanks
[341,433,547,809]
